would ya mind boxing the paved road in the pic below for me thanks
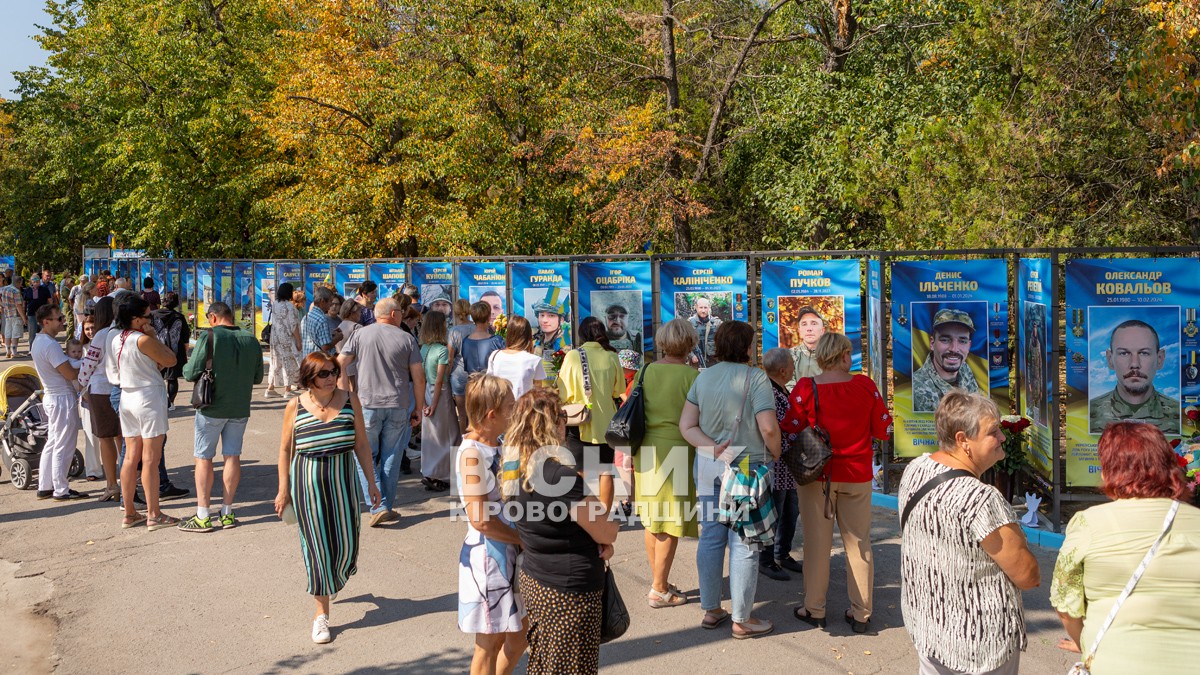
[0,354,1078,674]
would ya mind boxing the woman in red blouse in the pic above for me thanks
[782,332,892,634]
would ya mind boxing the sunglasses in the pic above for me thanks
[315,369,339,379]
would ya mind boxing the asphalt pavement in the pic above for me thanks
[0,352,1079,674]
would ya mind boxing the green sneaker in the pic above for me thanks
[178,515,214,533]
[219,511,238,529]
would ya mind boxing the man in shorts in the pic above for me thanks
[178,302,264,532]
[0,275,26,358]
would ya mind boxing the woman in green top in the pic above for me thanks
[1050,421,1200,673]
[419,311,456,491]
[556,316,624,510]
[634,319,700,609]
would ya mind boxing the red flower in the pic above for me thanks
[1015,418,1032,432]
[1171,438,1182,449]
[1176,453,1189,469]
[1188,409,1200,421]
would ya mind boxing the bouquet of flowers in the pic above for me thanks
[492,313,508,339]
[1175,406,1200,505]
[994,415,1032,475]
[551,348,567,374]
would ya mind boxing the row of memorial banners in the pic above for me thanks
[85,256,1200,488]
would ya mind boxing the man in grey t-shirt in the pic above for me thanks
[338,296,425,526]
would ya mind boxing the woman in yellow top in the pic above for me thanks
[556,316,624,510]
[1050,421,1200,674]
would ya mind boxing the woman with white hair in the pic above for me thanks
[758,347,803,581]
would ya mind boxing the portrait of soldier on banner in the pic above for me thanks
[777,295,844,388]
[1024,302,1049,425]
[1087,306,1181,435]
[910,302,989,413]
[675,292,731,368]
[525,287,571,380]
[590,290,644,357]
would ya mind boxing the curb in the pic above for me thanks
[871,492,1063,550]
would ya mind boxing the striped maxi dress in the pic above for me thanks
[291,399,363,597]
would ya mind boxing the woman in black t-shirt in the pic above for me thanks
[503,388,618,675]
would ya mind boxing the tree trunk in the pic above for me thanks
[662,0,691,252]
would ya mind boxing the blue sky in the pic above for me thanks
[1,1,52,100]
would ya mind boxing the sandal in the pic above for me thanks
[648,587,688,608]
[121,513,147,529]
[146,514,181,532]
[793,607,826,628]
[97,487,121,503]
[732,618,774,639]
[701,608,730,630]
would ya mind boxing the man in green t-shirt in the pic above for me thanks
[179,302,264,532]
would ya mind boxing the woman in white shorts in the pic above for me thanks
[113,295,179,531]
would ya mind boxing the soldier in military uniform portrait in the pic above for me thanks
[912,308,981,412]
[605,303,642,355]
[787,306,826,388]
[1024,304,1047,425]
[531,287,571,382]
[1089,319,1180,435]
[688,295,722,368]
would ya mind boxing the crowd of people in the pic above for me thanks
[13,272,1200,673]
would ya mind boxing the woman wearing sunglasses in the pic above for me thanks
[275,352,381,644]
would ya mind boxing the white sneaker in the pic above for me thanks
[312,614,331,644]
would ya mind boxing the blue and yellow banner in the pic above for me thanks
[891,259,1009,457]
[457,261,507,321]
[512,261,572,356]
[576,260,653,356]
[0,256,14,275]
[368,262,407,300]
[152,261,167,293]
[195,261,214,328]
[867,259,884,388]
[659,259,747,368]
[233,262,254,333]
[302,262,331,304]
[333,263,367,299]
[180,261,196,318]
[411,261,453,309]
[253,262,276,340]
[1064,258,1200,486]
[761,259,863,377]
[214,261,234,306]
[1019,258,1054,480]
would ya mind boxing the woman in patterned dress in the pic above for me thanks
[275,352,381,644]
[266,282,302,397]
[456,373,526,675]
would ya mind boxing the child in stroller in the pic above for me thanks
[0,365,84,490]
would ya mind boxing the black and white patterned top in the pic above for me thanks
[898,454,1025,672]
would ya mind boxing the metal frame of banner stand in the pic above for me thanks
[85,245,1200,531]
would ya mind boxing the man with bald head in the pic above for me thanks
[1089,319,1180,435]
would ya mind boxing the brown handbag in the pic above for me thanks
[782,378,832,486]
[562,347,592,427]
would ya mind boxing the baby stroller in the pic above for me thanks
[0,365,84,490]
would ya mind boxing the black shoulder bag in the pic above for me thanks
[260,302,273,344]
[783,377,833,486]
[191,328,216,410]
[605,364,647,455]
[899,468,975,529]
[600,563,630,643]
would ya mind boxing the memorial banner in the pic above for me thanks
[0,256,15,275]
[511,262,572,373]
[138,261,152,286]
[576,260,653,357]
[180,261,196,318]
[412,261,453,313]
[761,259,862,384]
[867,259,884,389]
[1064,258,1199,486]
[195,261,214,328]
[457,261,507,323]
[166,261,180,298]
[214,261,234,305]
[333,263,367,299]
[658,259,747,368]
[1018,258,1054,480]
[891,259,1009,457]
[253,262,276,340]
[234,262,254,332]
[368,262,406,301]
[302,262,331,303]
[152,261,167,293]
[276,261,302,292]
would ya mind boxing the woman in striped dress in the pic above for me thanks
[275,352,381,644]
